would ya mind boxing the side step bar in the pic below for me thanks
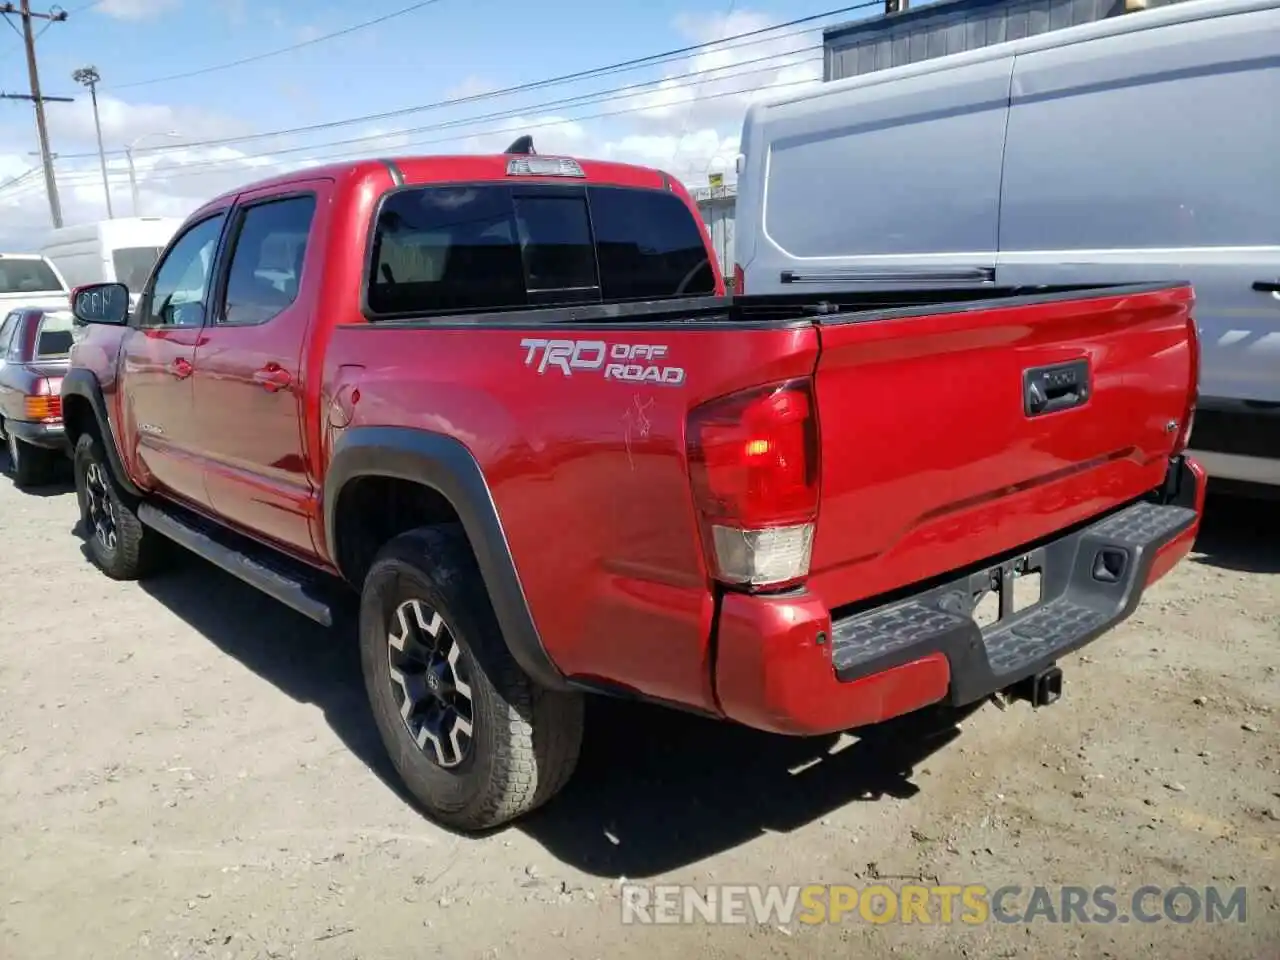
[138,502,335,627]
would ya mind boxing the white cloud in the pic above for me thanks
[617,10,822,146]
[46,92,252,148]
[93,0,182,21]
[0,8,821,249]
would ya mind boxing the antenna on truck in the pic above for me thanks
[505,135,536,155]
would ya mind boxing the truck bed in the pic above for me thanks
[329,279,1197,718]
[354,281,1172,329]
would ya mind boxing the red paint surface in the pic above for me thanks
[713,590,951,735]
[65,152,1202,734]
[808,285,1197,612]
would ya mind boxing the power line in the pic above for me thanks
[0,165,38,191]
[56,2,873,160]
[6,2,876,202]
[99,45,821,178]
[14,71,818,197]
[108,0,451,90]
[29,59,823,193]
[671,0,740,170]
[30,42,819,188]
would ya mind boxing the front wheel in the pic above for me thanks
[73,432,159,580]
[359,525,584,832]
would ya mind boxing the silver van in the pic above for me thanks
[734,0,1280,491]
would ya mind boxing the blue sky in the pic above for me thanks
[0,0,876,241]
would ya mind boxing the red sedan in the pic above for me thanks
[0,307,74,487]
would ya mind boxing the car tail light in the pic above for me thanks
[686,378,819,590]
[1173,308,1200,454]
[24,394,61,423]
[732,263,745,294]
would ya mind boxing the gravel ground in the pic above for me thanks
[1,456,1276,960]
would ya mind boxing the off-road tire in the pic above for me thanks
[6,429,53,488]
[360,524,584,832]
[73,432,159,581]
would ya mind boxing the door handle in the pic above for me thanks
[1024,359,1090,417]
[1252,279,1280,293]
[169,357,193,379]
[253,363,292,393]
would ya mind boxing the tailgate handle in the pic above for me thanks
[1024,360,1090,417]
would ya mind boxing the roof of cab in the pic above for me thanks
[192,150,683,218]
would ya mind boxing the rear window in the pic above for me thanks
[366,183,714,317]
[111,246,165,293]
[34,310,75,358]
[0,258,63,295]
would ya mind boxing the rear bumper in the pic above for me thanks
[5,418,69,453]
[713,456,1205,736]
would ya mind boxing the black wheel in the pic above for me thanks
[6,430,52,488]
[73,432,158,580]
[360,525,584,832]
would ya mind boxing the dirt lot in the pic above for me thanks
[1,458,1276,960]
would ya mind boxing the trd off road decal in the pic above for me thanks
[519,338,686,386]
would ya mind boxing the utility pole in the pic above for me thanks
[0,1,72,228]
[74,66,113,218]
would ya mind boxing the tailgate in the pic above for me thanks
[807,283,1195,610]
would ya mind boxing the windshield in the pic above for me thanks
[111,246,165,293]
[34,310,75,359]
[0,258,64,295]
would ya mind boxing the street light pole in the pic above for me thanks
[72,65,112,218]
[124,130,179,216]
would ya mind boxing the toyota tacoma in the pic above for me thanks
[62,142,1205,831]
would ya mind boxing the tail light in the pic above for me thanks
[24,394,61,423]
[686,378,819,590]
[732,263,745,295]
[1173,308,1200,454]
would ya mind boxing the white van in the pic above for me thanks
[39,217,182,299]
[734,0,1280,491]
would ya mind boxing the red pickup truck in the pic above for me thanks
[63,142,1205,832]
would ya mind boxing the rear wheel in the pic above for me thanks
[73,432,159,580]
[359,525,584,832]
[6,430,53,488]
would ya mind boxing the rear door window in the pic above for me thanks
[219,194,317,325]
[366,183,712,318]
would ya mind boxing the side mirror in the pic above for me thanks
[71,282,130,325]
